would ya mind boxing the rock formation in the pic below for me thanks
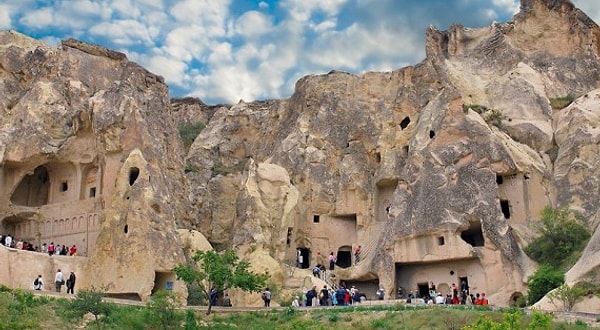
[0,30,190,301]
[1,0,600,311]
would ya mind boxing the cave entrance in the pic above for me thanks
[298,248,310,269]
[11,166,50,207]
[336,245,352,268]
[152,271,176,295]
[460,221,485,247]
[500,199,511,219]
[417,282,429,298]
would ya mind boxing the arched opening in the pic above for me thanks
[10,166,50,206]
[129,167,140,186]
[460,221,485,247]
[152,271,176,295]
[298,248,310,269]
[509,292,525,307]
[336,245,352,268]
[429,130,435,139]
[124,224,128,234]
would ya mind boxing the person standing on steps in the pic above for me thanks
[328,252,336,270]
[354,245,362,265]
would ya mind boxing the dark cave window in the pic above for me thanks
[313,215,320,223]
[129,167,140,186]
[400,117,411,130]
[437,236,445,246]
[60,181,68,192]
[429,130,435,139]
[496,175,503,184]
[89,187,96,198]
[500,200,511,219]
[124,224,129,234]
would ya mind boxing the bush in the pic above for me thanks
[528,265,564,305]
[549,93,576,110]
[524,207,590,269]
[179,121,206,151]
[548,284,586,311]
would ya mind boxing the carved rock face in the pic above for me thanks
[184,0,600,308]
[0,30,189,301]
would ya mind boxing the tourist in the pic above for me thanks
[69,245,77,256]
[435,292,445,304]
[328,252,336,270]
[319,285,329,306]
[209,287,218,306]
[33,274,44,291]
[292,295,300,307]
[354,245,362,264]
[48,242,55,256]
[296,248,303,268]
[60,245,68,255]
[222,293,232,307]
[263,288,272,307]
[5,234,12,248]
[41,243,47,254]
[66,271,76,294]
[376,287,385,300]
[54,269,65,292]
[428,281,436,299]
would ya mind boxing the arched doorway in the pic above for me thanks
[336,245,352,268]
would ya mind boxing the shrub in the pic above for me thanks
[548,283,586,311]
[528,265,564,305]
[179,121,206,151]
[524,207,590,269]
[145,290,183,329]
[549,93,576,110]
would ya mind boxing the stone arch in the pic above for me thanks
[10,165,50,207]
[509,292,525,307]
[93,214,99,228]
[79,216,84,230]
[45,221,51,236]
[81,165,100,200]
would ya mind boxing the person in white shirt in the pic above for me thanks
[54,269,65,292]
[5,234,12,248]
[435,293,446,304]
[33,275,44,290]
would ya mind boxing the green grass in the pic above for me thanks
[0,289,595,329]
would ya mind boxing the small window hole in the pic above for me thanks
[129,167,140,186]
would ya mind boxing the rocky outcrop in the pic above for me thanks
[185,0,600,309]
[0,29,190,301]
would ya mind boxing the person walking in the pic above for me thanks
[54,269,65,292]
[263,288,272,307]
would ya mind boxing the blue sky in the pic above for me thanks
[2,0,599,105]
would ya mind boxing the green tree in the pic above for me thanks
[524,206,590,269]
[174,249,269,315]
[67,287,112,330]
[527,265,564,305]
[547,283,586,311]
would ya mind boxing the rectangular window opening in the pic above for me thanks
[437,236,445,245]
[60,181,68,192]
[313,215,320,223]
[89,187,96,198]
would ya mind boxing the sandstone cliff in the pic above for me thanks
[184,0,600,309]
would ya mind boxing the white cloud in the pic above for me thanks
[19,7,54,29]
[280,0,348,22]
[234,11,273,38]
[0,5,13,29]
[258,2,269,9]
[89,20,155,46]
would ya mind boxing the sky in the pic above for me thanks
[2,0,599,105]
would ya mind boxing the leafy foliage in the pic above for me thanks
[524,207,590,269]
[179,121,206,151]
[64,287,113,330]
[548,284,586,311]
[528,265,564,305]
[144,290,183,329]
[174,249,269,314]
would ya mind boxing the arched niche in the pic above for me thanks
[81,165,101,200]
[10,166,50,207]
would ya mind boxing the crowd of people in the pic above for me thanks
[1,234,78,256]
[404,281,489,306]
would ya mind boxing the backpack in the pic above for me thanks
[34,278,39,286]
